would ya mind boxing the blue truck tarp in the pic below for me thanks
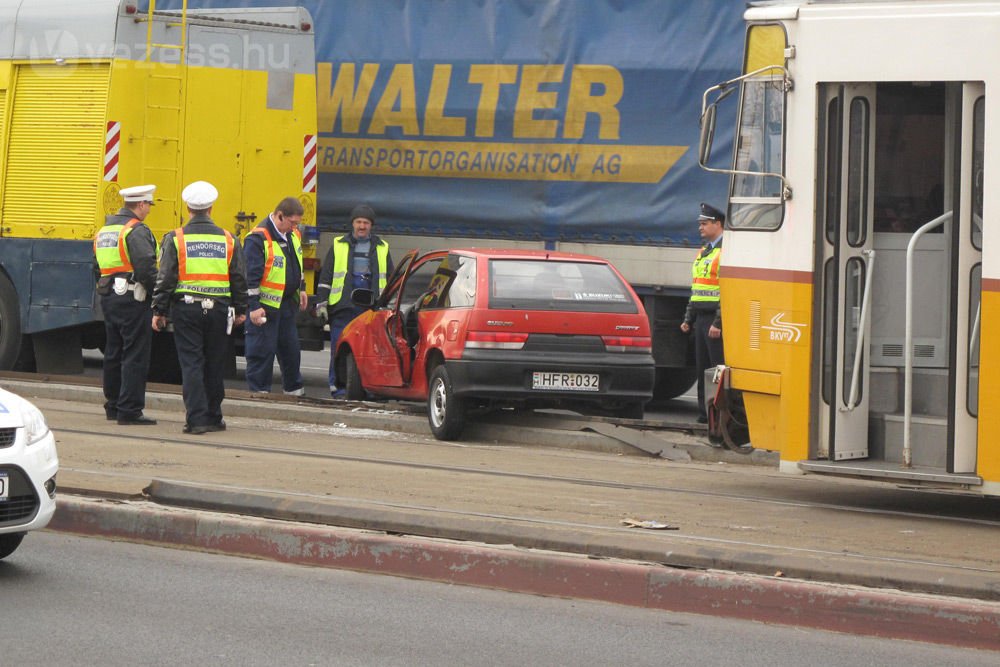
[155,0,744,246]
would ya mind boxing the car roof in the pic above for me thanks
[431,248,610,263]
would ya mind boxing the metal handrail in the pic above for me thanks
[843,249,875,411]
[904,210,952,467]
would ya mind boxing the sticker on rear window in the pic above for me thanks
[573,292,629,301]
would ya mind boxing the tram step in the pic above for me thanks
[878,413,947,468]
[869,366,948,417]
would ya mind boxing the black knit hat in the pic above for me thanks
[350,203,376,224]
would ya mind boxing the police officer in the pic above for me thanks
[315,204,393,398]
[93,184,159,425]
[152,181,248,434]
[680,203,726,424]
[244,197,308,395]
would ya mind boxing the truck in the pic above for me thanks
[0,0,319,378]
[221,0,748,401]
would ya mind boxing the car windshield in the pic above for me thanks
[488,259,638,313]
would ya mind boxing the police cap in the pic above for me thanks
[182,181,219,210]
[120,184,156,204]
[699,202,726,224]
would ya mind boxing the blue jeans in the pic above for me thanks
[328,305,366,390]
[245,297,304,393]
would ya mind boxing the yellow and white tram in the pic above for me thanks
[700,0,999,495]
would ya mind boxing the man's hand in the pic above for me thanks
[299,291,309,312]
[234,313,247,328]
[314,303,328,324]
[708,324,722,339]
[249,307,267,326]
[152,314,167,332]
[679,321,691,333]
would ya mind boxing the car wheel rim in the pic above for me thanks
[430,378,447,428]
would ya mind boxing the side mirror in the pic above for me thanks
[350,288,375,308]
[699,103,717,167]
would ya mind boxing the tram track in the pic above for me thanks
[56,424,1000,528]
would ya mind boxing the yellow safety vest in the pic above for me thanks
[327,237,389,305]
[690,244,722,304]
[94,218,139,276]
[174,229,235,298]
[248,226,302,309]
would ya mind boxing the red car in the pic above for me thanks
[334,248,655,440]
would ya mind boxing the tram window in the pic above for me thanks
[846,98,869,247]
[729,76,784,229]
[821,258,837,405]
[824,96,842,246]
[842,257,865,406]
[972,97,984,250]
[967,264,981,417]
[872,83,946,234]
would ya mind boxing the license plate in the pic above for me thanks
[532,372,600,392]
[0,471,8,501]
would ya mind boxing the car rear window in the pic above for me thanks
[488,259,639,313]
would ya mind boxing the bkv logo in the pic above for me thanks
[762,312,806,343]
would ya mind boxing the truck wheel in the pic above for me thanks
[0,272,26,371]
[427,365,466,440]
[0,532,25,560]
[651,366,699,403]
[148,332,183,384]
[343,350,365,400]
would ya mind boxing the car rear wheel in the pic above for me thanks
[428,365,466,440]
[344,350,365,400]
[0,532,25,560]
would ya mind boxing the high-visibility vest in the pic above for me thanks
[327,237,390,305]
[174,229,235,298]
[94,218,140,276]
[247,226,302,309]
[690,244,722,304]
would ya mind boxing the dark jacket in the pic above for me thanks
[92,208,159,294]
[316,232,394,313]
[152,215,248,316]
[243,214,305,311]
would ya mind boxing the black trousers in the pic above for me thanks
[171,301,228,428]
[102,292,152,419]
[694,310,725,419]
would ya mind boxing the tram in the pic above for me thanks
[699,1,999,495]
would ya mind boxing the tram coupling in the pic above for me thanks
[706,365,752,453]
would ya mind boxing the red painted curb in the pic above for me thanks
[48,497,1000,651]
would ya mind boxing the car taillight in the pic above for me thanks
[465,331,529,350]
[601,335,652,353]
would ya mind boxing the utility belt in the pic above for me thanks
[99,274,148,301]
[174,294,229,310]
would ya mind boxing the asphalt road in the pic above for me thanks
[4,532,996,666]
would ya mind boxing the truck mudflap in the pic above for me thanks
[706,365,752,452]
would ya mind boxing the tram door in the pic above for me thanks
[818,81,982,473]
[818,84,876,461]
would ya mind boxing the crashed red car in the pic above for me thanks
[334,248,655,440]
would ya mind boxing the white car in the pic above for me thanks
[0,387,58,560]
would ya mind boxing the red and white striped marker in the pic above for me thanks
[104,121,120,182]
[303,134,317,193]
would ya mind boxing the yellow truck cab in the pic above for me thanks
[0,0,319,376]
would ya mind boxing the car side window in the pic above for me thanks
[433,254,476,308]
[401,258,443,305]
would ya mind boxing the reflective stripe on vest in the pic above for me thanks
[94,218,139,276]
[327,237,389,305]
[174,229,235,297]
[690,245,722,303]
[248,226,303,309]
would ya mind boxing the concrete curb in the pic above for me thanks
[5,377,777,465]
[140,478,1000,603]
[49,495,1000,651]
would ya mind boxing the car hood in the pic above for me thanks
[0,387,31,428]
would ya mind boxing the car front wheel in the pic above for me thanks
[343,350,365,400]
[0,532,25,560]
[427,365,466,440]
